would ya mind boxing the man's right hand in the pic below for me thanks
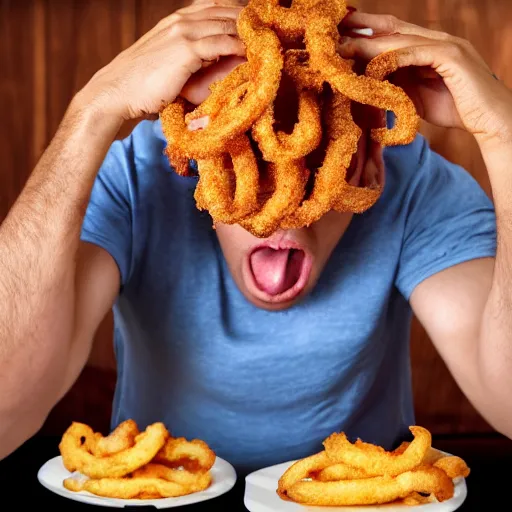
[76,2,246,122]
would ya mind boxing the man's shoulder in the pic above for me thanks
[382,134,430,189]
[122,119,168,163]
[104,119,193,190]
[381,133,482,207]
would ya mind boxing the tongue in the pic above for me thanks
[250,248,304,296]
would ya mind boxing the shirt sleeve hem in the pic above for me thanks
[397,246,496,301]
[81,230,129,287]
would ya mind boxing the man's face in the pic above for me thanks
[216,212,353,311]
[215,109,384,311]
[187,0,384,312]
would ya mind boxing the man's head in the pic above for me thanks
[214,112,383,311]
[184,0,384,312]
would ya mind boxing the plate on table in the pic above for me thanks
[38,455,237,509]
[244,458,467,512]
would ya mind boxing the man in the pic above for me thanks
[0,0,511,475]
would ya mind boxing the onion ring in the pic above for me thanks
[250,0,347,42]
[277,451,331,499]
[305,16,420,147]
[161,6,283,160]
[85,420,140,458]
[59,422,169,479]
[160,0,421,238]
[252,75,322,163]
[323,426,432,477]
[286,466,455,506]
[194,134,260,224]
[154,437,216,473]
[63,473,211,499]
[132,462,211,488]
[240,159,308,238]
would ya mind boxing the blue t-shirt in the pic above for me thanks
[81,120,496,474]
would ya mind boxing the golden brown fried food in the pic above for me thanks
[160,0,420,238]
[305,17,420,147]
[64,473,211,499]
[153,436,216,473]
[195,135,260,224]
[59,422,169,479]
[323,426,432,477]
[252,76,322,163]
[161,7,283,160]
[85,419,140,458]
[286,466,454,506]
[277,425,469,507]
[60,420,216,500]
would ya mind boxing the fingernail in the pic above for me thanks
[351,28,374,36]
[187,116,210,131]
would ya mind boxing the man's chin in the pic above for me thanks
[240,286,311,311]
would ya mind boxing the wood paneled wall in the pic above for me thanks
[2,0,510,437]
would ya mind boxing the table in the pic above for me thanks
[0,434,509,510]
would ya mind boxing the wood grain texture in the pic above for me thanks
[0,0,37,220]
[1,0,509,436]
[45,0,136,140]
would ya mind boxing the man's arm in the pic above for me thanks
[338,8,512,439]
[411,138,512,439]
[0,104,122,458]
[0,2,245,459]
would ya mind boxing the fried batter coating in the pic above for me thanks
[132,462,211,488]
[251,0,347,42]
[240,160,308,238]
[305,17,420,147]
[195,135,260,224]
[154,437,216,473]
[161,7,283,160]
[59,422,169,479]
[286,466,454,506]
[252,77,322,162]
[85,419,140,458]
[323,426,432,477]
[160,0,421,238]
[277,451,331,498]
[280,93,362,229]
[64,473,211,499]
[278,426,468,507]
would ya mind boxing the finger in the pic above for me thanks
[135,8,241,50]
[365,44,462,80]
[192,34,246,62]
[342,11,453,42]
[173,18,239,41]
[176,5,243,20]
[339,34,438,62]
[181,56,246,105]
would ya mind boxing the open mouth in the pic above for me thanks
[245,241,313,305]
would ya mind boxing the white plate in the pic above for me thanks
[38,455,237,509]
[244,459,467,512]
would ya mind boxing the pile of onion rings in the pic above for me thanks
[160,0,420,238]
[59,420,216,500]
[277,425,470,506]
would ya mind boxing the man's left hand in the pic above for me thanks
[340,11,512,145]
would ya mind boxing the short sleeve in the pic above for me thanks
[81,138,134,288]
[396,146,497,300]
